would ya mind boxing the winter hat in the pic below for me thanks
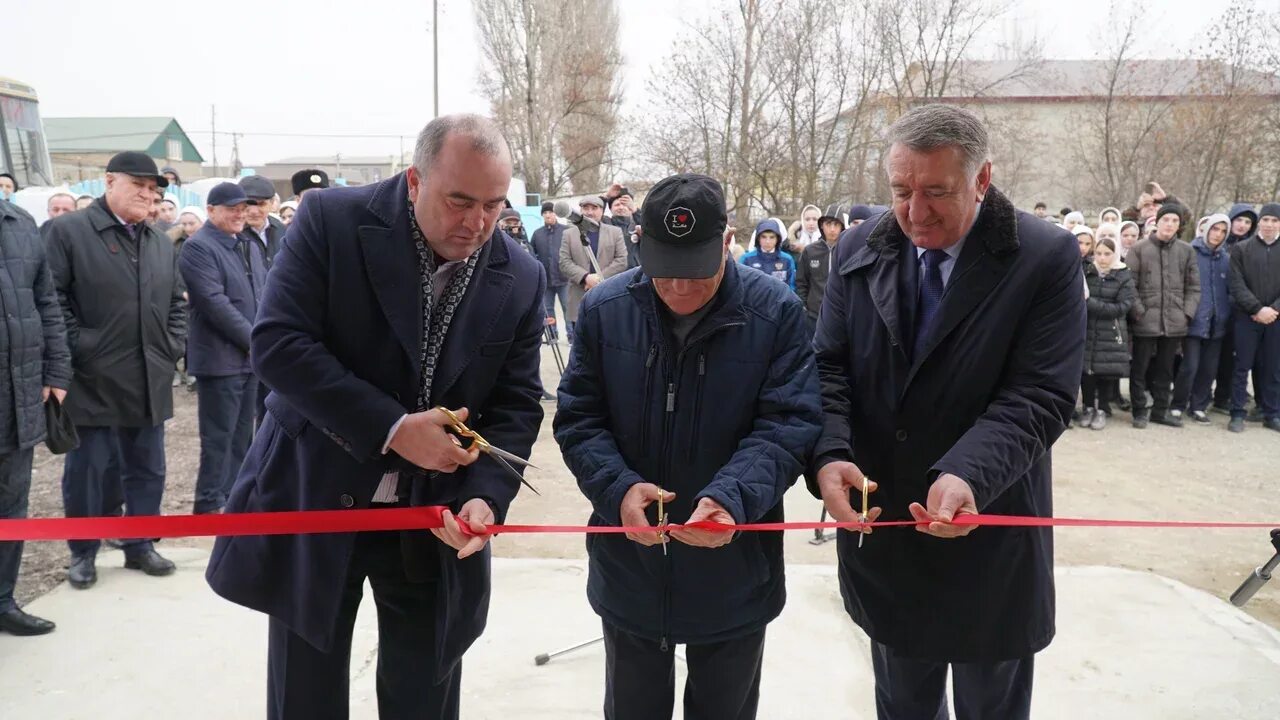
[1155,202,1185,226]
[1259,203,1280,221]
[540,201,554,213]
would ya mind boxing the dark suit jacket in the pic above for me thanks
[239,215,288,270]
[811,186,1085,661]
[205,172,546,678]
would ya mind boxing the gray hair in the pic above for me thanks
[412,114,511,176]
[885,104,991,178]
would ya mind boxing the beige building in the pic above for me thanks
[881,60,1280,216]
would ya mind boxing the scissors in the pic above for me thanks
[657,488,669,555]
[434,407,540,496]
[858,477,870,549]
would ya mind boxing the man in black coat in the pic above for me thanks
[206,115,545,719]
[0,200,71,636]
[531,202,569,340]
[811,105,1084,719]
[44,151,187,589]
[238,175,290,424]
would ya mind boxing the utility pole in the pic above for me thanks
[210,105,218,175]
[433,0,439,117]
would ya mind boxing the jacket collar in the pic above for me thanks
[627,258,748,342]
[199,220,241,250]
[359,172,512,379]
[863,185,1019,258]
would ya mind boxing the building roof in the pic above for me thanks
[44,117,205,162]
[264,155,407,166]
[921,59,1280,101]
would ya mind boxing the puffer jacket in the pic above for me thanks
[0,201,72,452]
[554,260,820,646]
[1126,235,1200,338]
[1083,263,1135,377]
[1188,236,1232,339]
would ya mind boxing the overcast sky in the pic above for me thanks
[4,0,1238,166]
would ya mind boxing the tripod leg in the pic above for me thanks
[534,636,604,666]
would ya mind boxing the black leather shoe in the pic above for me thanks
[1265,418,1280,433]
[0,607,56,636]
[1151,414,1183,428]
[124,549,176,577]
[1228,417,1246,433]
[68,555,97,589]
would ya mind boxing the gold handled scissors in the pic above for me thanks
[434,407,540,496]
[657,488,669,555]
[859,476,870,549]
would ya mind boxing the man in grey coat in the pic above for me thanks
[1126,202,1200,428]
[559,196,628,333]
[0,200,71,636]
[44,151,187,589]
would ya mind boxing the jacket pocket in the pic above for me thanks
[265,393,310,439]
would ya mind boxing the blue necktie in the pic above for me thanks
[913,248,949,361]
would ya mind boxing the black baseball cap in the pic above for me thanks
[238,175,276,200]
[107,151,169,188]
[291,168,330,196]
[638,173,727,279]
[207,182,249,207]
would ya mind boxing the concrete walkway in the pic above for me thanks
[2,549,1279,719]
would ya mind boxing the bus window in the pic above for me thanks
[0,94,53,188]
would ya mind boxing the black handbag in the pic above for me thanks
[44,395,79,454]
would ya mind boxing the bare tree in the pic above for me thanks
[475,0,624,196]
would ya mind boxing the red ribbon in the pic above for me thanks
[0,507,1275,542]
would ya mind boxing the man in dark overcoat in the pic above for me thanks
[811,104,1085,719]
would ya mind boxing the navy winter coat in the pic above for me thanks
[812,187,1084,661]
[530,222,566,287]
[554,260,821,645]
[179,222,268,377]
[206,173,546,679]
[1188,237,1232,339]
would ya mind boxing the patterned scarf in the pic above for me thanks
[407,197,481,413]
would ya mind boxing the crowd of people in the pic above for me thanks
[0,104,1276,720]
[0,153,330,637]
[1053,190,1279,433]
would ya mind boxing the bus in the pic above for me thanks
[0,76,54,188]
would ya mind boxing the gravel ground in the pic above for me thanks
[15,349,1280,632]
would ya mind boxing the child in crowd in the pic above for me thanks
[1080,238,1136,430]
[741,218,796,289]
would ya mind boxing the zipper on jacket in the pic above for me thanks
[687,353,706,462]
[652,317,744,654]
[639,345,657,454]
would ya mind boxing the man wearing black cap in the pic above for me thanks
[44,151,188,587]
[531,202,569,340]
[180,183,268,514]
[1126,202,1200,428]
[290,168,329,202]
[238,176,288,269]
[554,173,821,720]
[1227,202,1280,433]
